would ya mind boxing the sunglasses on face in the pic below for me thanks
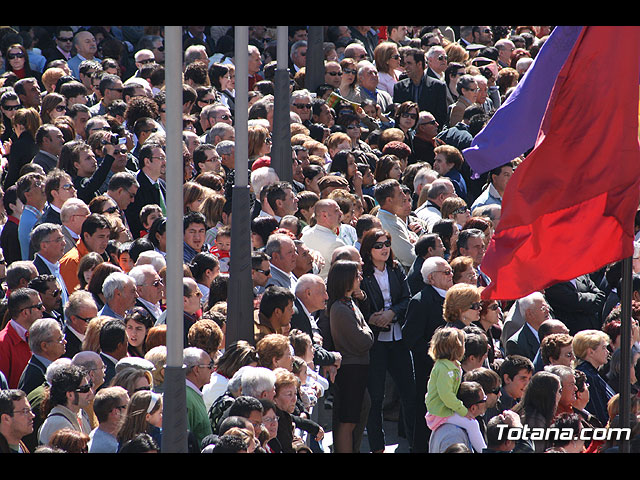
[293,103,312,109]
[1,104,20,111]
[75,381,93,393]
[7,52,25,60]
[343,68,357,75]
[372,240,391,249]
[469,302,483,311]
[327,71,342,76]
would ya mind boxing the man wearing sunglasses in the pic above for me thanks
[38,364,93,446]
[0,288,44,389]
[43,26,75,63]
[425,45,448,82]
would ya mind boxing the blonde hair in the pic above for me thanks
[572,329,610,361]
[428,326,465,361]
[443,283,481,323]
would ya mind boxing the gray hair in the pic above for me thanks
[241,366,276,398]
[28,318,62,354]
[60,198,89,223]
[544,364,574,383]
[65,290,97,322]
[102,272,135,301]
[128,264,158,287]
[426,178,453,200]
[290,88,312,105]
[413,167,439,192]
[290,40,307,62]
[71,350,102,373]
[295,273,324,297]
[228,365,255,397]
[45,358,72,384]
[264,233,294,257]
[183,347,208,373]
[135,251,166,272]
[215,140,235,156]
[206,122,234,144]
[30,223,62,254]
[519,291,547,316]
[250,167,279,198]
[421,256,449,284]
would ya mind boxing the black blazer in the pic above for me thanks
[3,132,38,189]
[126,170,166,239]
[17,355,47,396]
[401,284,446,361]
[505,323,540,361]
[62,324,83,359]
[35,205,62,227]
[360,262,410,336]
[0,218,21,266]
[544,275,606,335]
[393,74,449,129]
[100,352,117,390]
[291,298,337,367]
[33,254,53,276]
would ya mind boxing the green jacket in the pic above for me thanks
[425,358,468,418]
[186,385,213,447]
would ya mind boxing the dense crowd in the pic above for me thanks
[0,25,636,455]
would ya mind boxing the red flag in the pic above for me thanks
[480,26,640,301]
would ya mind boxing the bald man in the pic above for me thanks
[300,199,346,280]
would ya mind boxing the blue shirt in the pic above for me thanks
[18,205,41,260]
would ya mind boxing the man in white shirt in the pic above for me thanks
[300,199,346,280]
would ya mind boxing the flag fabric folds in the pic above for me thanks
[462,26,583,176]
[480,26,640,301]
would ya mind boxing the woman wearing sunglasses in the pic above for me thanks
[373,42,403,97]
[442,282,483,329]
[3,43,42,85]
[358,228,415,453]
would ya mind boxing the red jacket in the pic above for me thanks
[0,322,31,389]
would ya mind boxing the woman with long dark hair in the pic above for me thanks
[358,228,415,453]
[327,259,374,453]
[511,371,562,453]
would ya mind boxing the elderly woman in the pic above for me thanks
[448,74,479,127]
[573,329,615,426]
[442,282,482,329]
[450,255,477,285]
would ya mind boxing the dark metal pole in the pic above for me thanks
[305,26,324,94]
[161,25,188,453]
[271,26,292,183]
[619,255,632,453]
[227,26,255,346]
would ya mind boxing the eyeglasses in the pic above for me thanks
[1,104,21,111]
[400,112,418,120]
[390,54,401,60]
[74,315,94,323]
[13,408,33,416]
[418,120,438,127]
[489,387,501,395]
[134,385,151,392]
[7,52,25,60]
[327,71,342,76]
[263,415,278,423]
[372,240,391,249]
[343,68,357,75]
[198,361,215,370]
[435,269,453,276]
[293,103,312,109]
[469,302,483,311]
[254,268,271,276]
[48,289,62,297]
[138,58,155,65]
[436,55,447,61]
[487,303,500,311]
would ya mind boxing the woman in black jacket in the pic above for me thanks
[359,228,416,453]
[3,107,40,189]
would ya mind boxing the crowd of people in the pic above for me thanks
[0,25,637,455]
